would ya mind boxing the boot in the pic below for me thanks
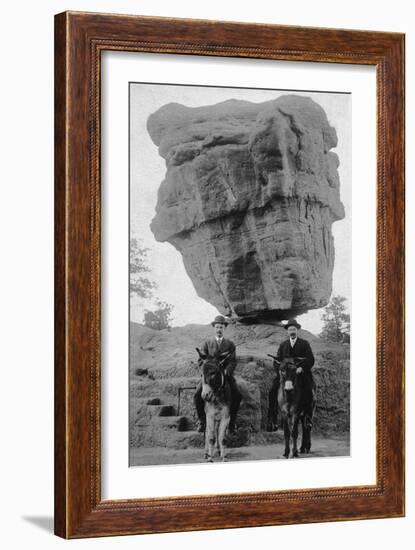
[228,418,237,434]
[197,420,206,433]
[267,418,278,432]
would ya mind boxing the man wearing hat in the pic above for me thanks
[193,315,242,434]
[268,319,315,430]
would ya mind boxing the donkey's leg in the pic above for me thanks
[304,414,312,453]
[204,405,209,459]
[219,414,230,462]
[292,415,299,458]
[302,394,314,453]
[304,387,316,453]
[219,407,231,462]
[215,419,221,457]
[204,428,210,460]
[305,427,311,453]
[308,422,312,452]
[308,394,316,452]
[300,415,306,453]
[283,415,291,458]
[205,412,215,462]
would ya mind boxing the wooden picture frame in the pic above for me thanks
[54,11,405,538]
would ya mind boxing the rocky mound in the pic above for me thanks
[146,96,345,322]
[129,322,349,449]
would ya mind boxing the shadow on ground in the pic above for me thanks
[130,434,350,466]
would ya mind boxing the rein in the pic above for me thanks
[218,370,225,391]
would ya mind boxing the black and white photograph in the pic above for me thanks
[129,82,351,467]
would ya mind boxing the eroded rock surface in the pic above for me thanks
[147,95,345,321]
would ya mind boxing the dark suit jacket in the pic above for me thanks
[200,337,236,375]
[277,337,315,373]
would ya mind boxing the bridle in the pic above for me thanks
[280,360,301,393]
[200,351,231,393]
[216,369,225,392]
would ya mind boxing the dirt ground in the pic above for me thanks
[130,435,350,466]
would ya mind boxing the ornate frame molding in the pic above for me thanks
[55,11,405,538]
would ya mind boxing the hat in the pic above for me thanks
[211,315,229,327]
[284,319,301,330]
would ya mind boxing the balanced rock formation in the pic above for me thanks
[147,95,345,321]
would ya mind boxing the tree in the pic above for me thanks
[320,295,350,343]
[143,301,174,331]
[130,238,174,328]
[129,238,156,299]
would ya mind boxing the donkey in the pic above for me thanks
[278,357,316,458]
[196,348,232,462]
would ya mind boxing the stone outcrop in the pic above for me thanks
[147,95,345,321]
[129,322,350,450]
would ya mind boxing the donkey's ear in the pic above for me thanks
[196,347,207,360]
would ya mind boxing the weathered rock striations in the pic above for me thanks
[147,95,345,321]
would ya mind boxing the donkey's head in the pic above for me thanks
[196,348,230,393]
[279,358,300,393]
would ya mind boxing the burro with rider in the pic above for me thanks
[194,315,242,434]
[268,319,316,452]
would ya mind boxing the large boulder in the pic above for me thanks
[147,95,345,322]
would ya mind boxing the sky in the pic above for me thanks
[129,83,351,334]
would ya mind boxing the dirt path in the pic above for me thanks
[130,435,349,466]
